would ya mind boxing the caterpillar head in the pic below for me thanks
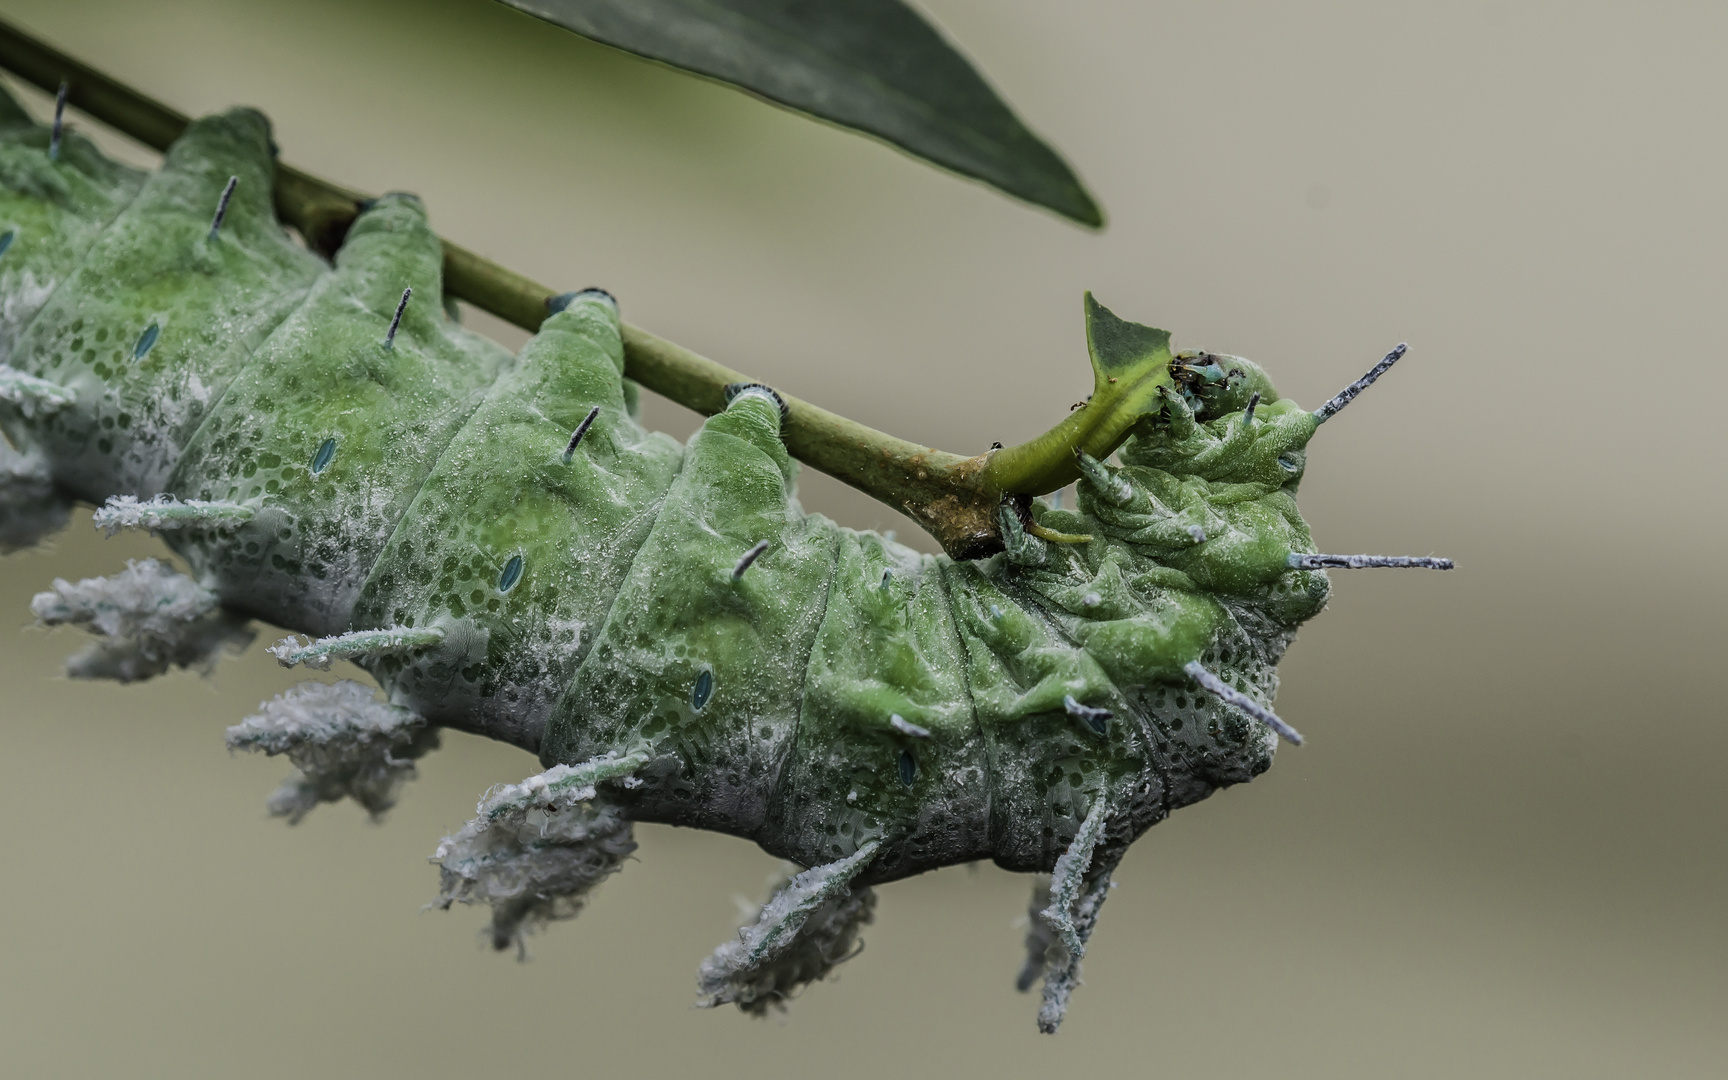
[995,308,1439,861]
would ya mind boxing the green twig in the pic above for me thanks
[0,16,1141,559]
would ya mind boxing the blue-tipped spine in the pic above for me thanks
[1314,343,1407,423]
[382,287,411,350]
[48,82,66,161]
[732,540,770,581]
[207,175,239,240]
[1184,660,1303,745]
[1289,552,1453,570]
[562,406,600,463]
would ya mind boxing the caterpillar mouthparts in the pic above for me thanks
[0,87,1450,1033]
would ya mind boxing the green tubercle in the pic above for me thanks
[0,83,146,369]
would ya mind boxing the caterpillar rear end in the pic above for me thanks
[0,91,1450,1032]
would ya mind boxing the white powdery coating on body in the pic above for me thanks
[0,269,57,365]
[432,757,647,957]
[91,493,254,535]
[0,430,50,483]
[226,679,435,823]
[0,362,74,417]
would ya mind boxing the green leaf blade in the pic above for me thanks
[496,0,1103,226]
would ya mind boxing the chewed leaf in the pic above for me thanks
[1084,292,1173,379]
[980,293,1177,496]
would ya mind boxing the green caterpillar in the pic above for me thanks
[0,91,1449,1032]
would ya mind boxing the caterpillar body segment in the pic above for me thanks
[167,191,513,635]
[544,387,845,839]
[0,88,145,365]
[765,531,984,882]
[8,109,325,502]
[355,291,683,751]
[0,90,1451,1032]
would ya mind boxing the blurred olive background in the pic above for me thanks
[2,1,1724,1076]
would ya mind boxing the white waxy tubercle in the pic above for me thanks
[0,364,75,417]
[267,625,445,670]
[91,494,254,536]
[889,714,931,738]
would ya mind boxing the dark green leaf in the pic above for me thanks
[495,0,1103,226]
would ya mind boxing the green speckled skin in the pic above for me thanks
[9,109,325,500]
[167,193,511,634]
[355,294,684,749]
[0,94,1337,887]
[764,534,985,880]
[0,91,145,366]
[543,390,844,836]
